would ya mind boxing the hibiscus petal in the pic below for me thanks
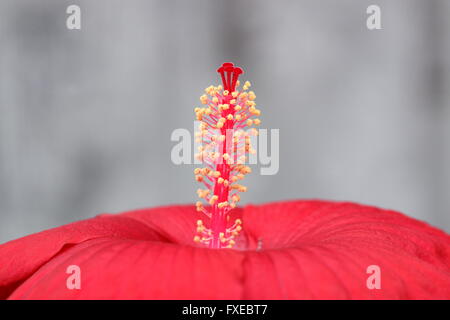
[241,200,450,299]
[2,201,450,299]
[8,238,245,300]
[0,214,168,299]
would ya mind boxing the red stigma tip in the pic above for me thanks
[217,62,244,93]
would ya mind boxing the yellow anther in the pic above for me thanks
[232,194,240,203]
[200,95,208,104]
[248,91,256,100]
[209,195,218,205]
[239,92,248,99]
[234,105,242,111]
[230,99,236,104]
[194,168,201,175]
[195,201,203,212]
[240,166,251,174]
[197,220,203,226]
[235,114,242,121]
[218,177,224,184]
[223,180,229,187]
[246,119,253,126]
[229,240,236,246]
[227,114,234,121]
[218,201,229,209]
[232,91,238,98]
[212,97,219,103]
[222,104,229,110]
[253,118,261,125]
[197,189,210,198]
[235,219,242,225]
[194,235,201,243]
[223,90,229,96]
[236,225,242,232]
[236,173,244,180]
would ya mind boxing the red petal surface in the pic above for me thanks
[0,212,169,298]
[8,238,244,299]
[242,201,450,299]
[0,200,449,299]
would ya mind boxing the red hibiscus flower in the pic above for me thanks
[1,64,449,300]
[0,200,450,299]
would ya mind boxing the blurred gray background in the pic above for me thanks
[1,0,449,243]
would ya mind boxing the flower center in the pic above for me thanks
[193,62,261,249]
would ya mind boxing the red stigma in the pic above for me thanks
[217,62,244,93]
